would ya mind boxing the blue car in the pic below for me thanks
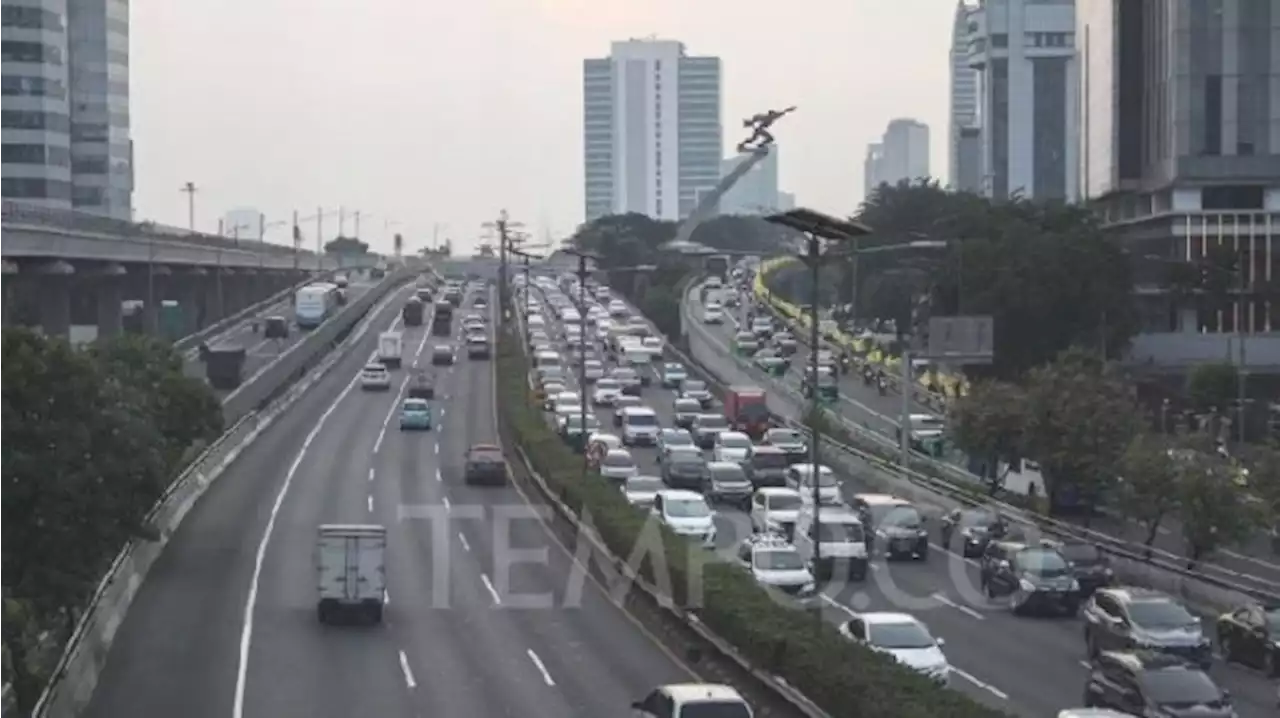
[399,398,433,430]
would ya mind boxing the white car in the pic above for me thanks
[651,490,716,549]
[642,336,664,359]
[621,475,664,510]
[786,463,843,506]
[552,392,583,420]
[592,378,623,406]
[713,431,754,464]
[705,461,753,505]
[736,534,817,606]
[620,406,661,446]
[582,359,605,382]
[632,684,750,718]
[702,305,725,324]
[598,448,638,482]
[838,612,950,686]
[359,362,391,391]
[750,487,804,535]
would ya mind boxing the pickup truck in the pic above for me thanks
[724,386,770,440]
[315,524,387,624]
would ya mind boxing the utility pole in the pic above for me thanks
[563,248,600,477]
[180,181,198,232]
[354,210,361,239]
[291,209,301,271]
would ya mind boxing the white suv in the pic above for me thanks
[360,363,391,391]
[620,406,661,446]
[632,684,752,718]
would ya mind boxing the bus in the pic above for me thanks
[295,282,339,329]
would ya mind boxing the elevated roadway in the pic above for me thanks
[527,283,1278,718]
[84,284,690,718]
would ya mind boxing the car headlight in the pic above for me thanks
[1019,578,1036,592]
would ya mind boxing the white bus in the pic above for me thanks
[295,282,339,328]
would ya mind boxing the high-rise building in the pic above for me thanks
[1,0,132,218]
[717,147,790,216]
[582,38,722,223]
[949,1,982,192]
[1078,0,1278,367]
[863,119,930,200]
[967,0,1078,201]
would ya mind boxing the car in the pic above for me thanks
[712,431,754,464]
[551,391,583,421]
[732,331,760,354]
[794,505,869,580]
[735,533,817,607]
[661,452,707,492]
[680,379,714,409]
[463,444,508,486]
[620,406,661,446]
[750,317,773,339]
[610,395,643,426]
[702,305,725,324]
[466,336,490,359]
[1082,587,1209,666]
[621,475,665,510]
[650,490,716,549]
[744,445,789,488]
[752,348,788,375]
[1082,651,1232,717]
[398,398,433,430]
[980,540,1082,616]
[360,362,392,391]
[407,370,435,399]
[659,362,688,389]
[597,448,638,482]
[585,433,623,462]
[631,684,750,718]
[611,367,644,395]
[582,359,605,382]
[559,413,601,451]
[704,461,753,505]
[642,335,664,359]
[431,344,456,366]
[1048,538,1114,596]
[691,414,731,450]
[672,397,703,430]
[774,332,798,355]
[1215,601,1279,675]
[851,493,928,560]
[657,428,695,461]
[787,463,842,506]
[750,487,804,537]
[764,427,808,463]
[939,507,1009,558]
[838,612,949,686]
[592,378,624,406]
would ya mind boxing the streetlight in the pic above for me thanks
[562,247,601,475]
[509,246,546,322]
[765,207,872,588]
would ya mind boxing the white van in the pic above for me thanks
[377,331,403,368]
[620,345,653,368]
[793,506,868,580]
[533,350,561,370]
[786,463,842,506]
[620,406,661,446]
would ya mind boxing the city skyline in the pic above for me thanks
[863,118,931,201]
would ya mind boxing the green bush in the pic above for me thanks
[494,319,1007,718]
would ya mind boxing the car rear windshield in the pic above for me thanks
[751,452,788,469]
[603,454,633,468]
[698,416,729,430]
[819,522,864,542]
[626,413,658,426]
[470,450,503,463]
[675,399,701,412]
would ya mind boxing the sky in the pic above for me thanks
[132,0,956,255]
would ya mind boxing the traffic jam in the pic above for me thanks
[512,267,1279,717]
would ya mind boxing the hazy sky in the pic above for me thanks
[133,0,954,254]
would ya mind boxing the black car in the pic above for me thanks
[464,444,508,486]
[1050,539,1113,596]
[980,540,1080,615]
[661,454,707,491]
[691,414,730,450]
[431,345,456,366]
[407,370,435,400]
[851,495,929,561]
[680,379,714,409]
[1083,587,1211,668]
[263,315,289,339]
[672,398,702,431]
[940,507,1008,558]
[1083,651,1233,718]
[1215,602,1279,676]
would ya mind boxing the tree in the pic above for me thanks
[1021,349,1143,517]
[1174,434,1265,563]
[1247,442,1280,542]
[1115,433,1182,547]
[949,380,1029,494]
[568,213,676,270]
[2,330,170,711]
[1186,361,1237,413]
[687,214,801,255]
[323,236,369,254]
[641,285,682,340]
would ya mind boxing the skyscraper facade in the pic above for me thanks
[1,0,132,218]
[581,39,722,223]
[863,119,930,200]
[967,0,1078,201]
[949,1,982,192]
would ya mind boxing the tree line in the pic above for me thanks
[2,329,223,711]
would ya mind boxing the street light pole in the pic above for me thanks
[564,248,600,474]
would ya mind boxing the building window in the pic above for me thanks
[1203,74,1222,156]
[2,41,63,65]
[72,157,109,174]
[1,6,64,30]
[72,185,105,207]
[1202,185,1263,210]
[2,110,70,133]
[71,122,109,142]
[2,143,70,167]
[1,75,66,99]
[991,33,1008,48]
[2,177,72,200]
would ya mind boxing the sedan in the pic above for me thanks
[1216,602,1279,676]
[622,475,665,510]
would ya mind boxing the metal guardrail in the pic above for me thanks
[678,279,1280,604]
[172,271,332,355]
[26,268,419,717]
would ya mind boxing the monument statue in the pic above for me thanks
[737,106,797,153]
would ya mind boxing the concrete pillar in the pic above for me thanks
[35,260,75,338]
[96,281,123,338]
[174,270,205,335]
[206,271,227,323]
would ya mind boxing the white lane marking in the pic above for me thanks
[526,649,556,686]
[398,650,417,689]
[414,328,430,361]
[434,467,442,482]
[820,593,857,617]
[373,376,410,453]
[480,573,502,605]
[931,543,981,568]
[368,467,375,482]
[1078,659,1091,670]
[385,589,391,604]
[367,495,374,512]
[952,667,1008,699]
[442,496,451,511]
[434,442,440,455]
[232,370,360,718]
[458,532,471,552]
[930,592,985,620]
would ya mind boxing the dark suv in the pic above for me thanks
[1082,587,1211,668]
[1083,651,1232,717]
[1049,538,1113,596]
[979,540,1080,615]
[464,444,508,486]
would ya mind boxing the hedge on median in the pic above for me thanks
[494,319,1008,718]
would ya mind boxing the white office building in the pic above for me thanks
[949,1,982,192]
[1,0,132,217]
[967,0,1078,201]
[717,147,793,216]
[582,38,723,222]
[863,119,930,200]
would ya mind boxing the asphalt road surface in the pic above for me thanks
[713,283,1280,589]
[183,283,373,399]
[526,282,1279,718]
[85,284,691,718]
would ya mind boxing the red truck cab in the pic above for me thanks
[725,386,770,440]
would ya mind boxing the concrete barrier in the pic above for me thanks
[28,269,418,718]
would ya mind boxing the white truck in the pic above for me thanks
[378,331,403,369]
[315,524,387,624]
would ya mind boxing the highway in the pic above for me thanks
[84,282,691,718]
[529,280,1279,718]
[730,285,1280,587]
[183,281,373,399]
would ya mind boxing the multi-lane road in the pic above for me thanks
[526,281,1278,718]
[730,286,1280,586]
[85,283,692,718]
